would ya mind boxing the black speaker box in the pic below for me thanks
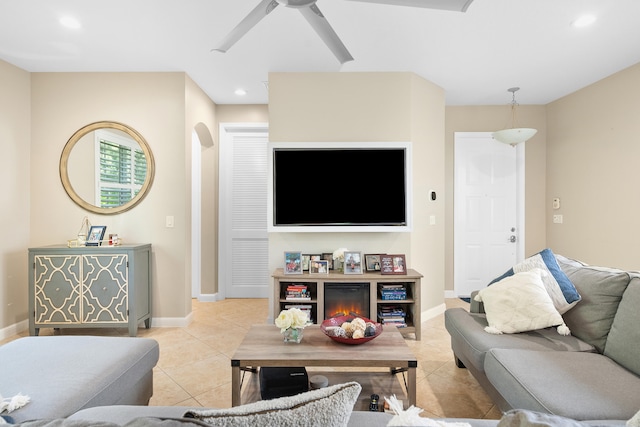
[259,367,309,400]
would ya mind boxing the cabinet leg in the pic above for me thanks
[144,318,151,329]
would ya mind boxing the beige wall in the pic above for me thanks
[217,105,269,126]
[29,72,205,323]
[546,62,640,270]
[185,76,218,301]
[5,57,639,335]
[444,105,547,292]
[268,72,446,321]
[0,60,31,334]
[194,104,269,296]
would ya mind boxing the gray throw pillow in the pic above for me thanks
[603,277,640,376]
[555,255,631,353]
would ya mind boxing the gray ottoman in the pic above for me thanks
[0,336,159,423]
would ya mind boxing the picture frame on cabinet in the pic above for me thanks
[309,259,329,274]
[380,254,407,275]
[301,254,311,271]
[86,226,107,246]
[321,253,334,270]
[365,254,383,272]
[284,251,303,275]
[344,251,363,274]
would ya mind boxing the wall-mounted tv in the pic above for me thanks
[268,142,412,232]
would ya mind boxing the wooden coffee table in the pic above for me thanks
[231,324,417,408]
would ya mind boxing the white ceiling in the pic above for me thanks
[1,0,639,106]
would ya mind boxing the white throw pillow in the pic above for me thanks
[475,269,571,335]
[184,381,361,427]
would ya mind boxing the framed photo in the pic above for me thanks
[321,253,334,270]
[343,251,363,274]
[380,254,407,275]
[284,251,303,275]
[86,226,107,246]
[365,254,383,272]
[309,259,329,274]
[301,254,311,271]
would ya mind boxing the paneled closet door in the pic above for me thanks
[219,124,269,298]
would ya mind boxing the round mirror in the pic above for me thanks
[60,121,155,215]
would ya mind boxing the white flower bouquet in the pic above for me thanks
[332,248,349,262]
[275,307,309,332]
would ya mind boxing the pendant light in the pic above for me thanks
[492,87,537,147]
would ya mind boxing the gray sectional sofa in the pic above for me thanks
[445,253,640,421]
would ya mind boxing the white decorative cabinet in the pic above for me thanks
[28,244,151,337]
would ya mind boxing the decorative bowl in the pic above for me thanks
[320,315,383,345]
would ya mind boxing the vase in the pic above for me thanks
[282,327,304,343]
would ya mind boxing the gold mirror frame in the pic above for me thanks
[60,121,155,215]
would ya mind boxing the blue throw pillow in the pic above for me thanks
[488,248,581,314]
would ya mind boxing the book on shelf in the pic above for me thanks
[284,304,313,323]
[379,284,407,300]
[380,290,407,300]
[379,319,407,328]
[378,305,405,316]
[285,284,310,300]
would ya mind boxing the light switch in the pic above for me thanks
[429,215,436,225]
[553,198,561,210]
[166,215,175,228]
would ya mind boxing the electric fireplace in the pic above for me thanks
[324,283,370,319]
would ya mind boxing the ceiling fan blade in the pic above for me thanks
[344,0,474,12]
[213,0,280,52]
[299,4,354,64]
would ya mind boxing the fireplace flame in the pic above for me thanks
[327,303,364,319]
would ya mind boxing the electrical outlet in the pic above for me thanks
[553,214,563,224]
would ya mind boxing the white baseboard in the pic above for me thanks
[0,319,29,340]
[150,311,194,328]
[195,293,220,302]
[444,290,458,299]
[0,314,197,339]
[421,302,446,322]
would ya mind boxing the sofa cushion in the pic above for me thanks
[603,277,640,376]
[0,336,159,423]
[556,255,632,353]
[496,409,626,427]
[497,409,586,427]
[184,381,361,426]
[489,249,581,314]
[444,308,595,373]
[475,269,570,335]
[484,349,640,421]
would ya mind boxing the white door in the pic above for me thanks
[454,132,524,297]
[219,124,269,298]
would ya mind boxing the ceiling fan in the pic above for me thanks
[213,0,474,64]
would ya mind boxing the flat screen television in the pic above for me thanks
[268,142,412,232]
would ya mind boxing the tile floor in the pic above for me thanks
[2,298,501,419]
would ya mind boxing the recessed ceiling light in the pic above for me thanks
[572,14,596,28]
[234,88,247,96]
[60,15,81,29]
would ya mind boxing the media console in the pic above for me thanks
[272,268,422,340]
